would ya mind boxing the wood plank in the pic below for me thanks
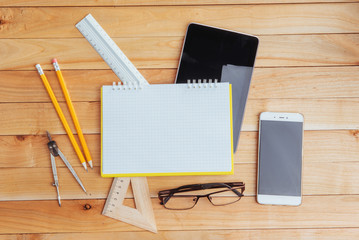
[1,228,359,240]
[1,4,359,38]
[0,37,181,70]
[0,69,176,103]
[0,167,110,201]
[1,161,358,201]
[1,34,359,71]
[1,130,358,168]
[0,195,358,233]
[2,66,359,103]
[242,98,359,131]
[0,98,358,135]
[1,0,358,7]
[250,66,359,99]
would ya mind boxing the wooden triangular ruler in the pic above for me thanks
[102,177,157,233]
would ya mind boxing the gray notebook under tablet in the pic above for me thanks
[221,64,254,152]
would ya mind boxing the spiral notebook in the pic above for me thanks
[101,82,233,177]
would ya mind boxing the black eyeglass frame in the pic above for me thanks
[158,182,245,210]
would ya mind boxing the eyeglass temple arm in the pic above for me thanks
[204,183,245,197]
[200,182,245,190]
[159,182,245,196]
[223,182,245,188]
[158,190,175,205]
[224,182,245,196]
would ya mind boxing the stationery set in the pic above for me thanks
[36,13,255,233]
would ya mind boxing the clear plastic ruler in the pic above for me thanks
[76,14,149,86]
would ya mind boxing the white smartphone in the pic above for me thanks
[257,112,304,206]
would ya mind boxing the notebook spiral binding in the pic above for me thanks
[111,79,219,90]
[112,81,143,91]
[187,79,218,88]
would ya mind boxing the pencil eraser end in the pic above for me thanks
[35,64,44,75]
[52,58,58,64]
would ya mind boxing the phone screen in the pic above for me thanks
[175,23,258,152]
[258,120,303,196]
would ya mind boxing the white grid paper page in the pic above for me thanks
[102,83,232,175]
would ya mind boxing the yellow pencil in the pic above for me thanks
[52,59,93,169]
[35,64,88,172]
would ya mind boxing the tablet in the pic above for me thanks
[175,23,259,152]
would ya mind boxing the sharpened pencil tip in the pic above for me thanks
[82,162,88,172]
[88,160,93,169]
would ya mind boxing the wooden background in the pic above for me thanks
[0,0,359,239]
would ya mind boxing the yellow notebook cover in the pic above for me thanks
[101,83,233,177]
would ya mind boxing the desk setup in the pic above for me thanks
[0,2,358,239]
[33,14,303,232]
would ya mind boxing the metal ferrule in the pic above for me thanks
[35,64,44,75]
[53,62,60,71]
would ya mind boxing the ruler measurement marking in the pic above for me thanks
[76,14,149,86]
[102,178,128,217]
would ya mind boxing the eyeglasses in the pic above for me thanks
[158,182,245,210]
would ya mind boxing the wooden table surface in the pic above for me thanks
[1,0,359,239]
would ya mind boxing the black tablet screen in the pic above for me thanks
[175,23,258,152]
[176,23,258,82]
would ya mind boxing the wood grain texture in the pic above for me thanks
[1,130,358,168]
[249,66,359,99]
[1,4,359,38]
[0,161,358,201]
[0,196,358,233]
[0,98,358,135]
[1,66,359,103]
[1,0,358,7]
[1,34,359,71]
[1,228,359,240]
[0,69,176,103]
[1,0,358,238]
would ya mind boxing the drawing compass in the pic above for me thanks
[47,131,87,207]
